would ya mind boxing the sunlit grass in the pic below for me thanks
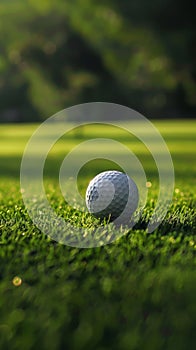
[0,120,195,350]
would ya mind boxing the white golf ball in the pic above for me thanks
[85,170,139,225]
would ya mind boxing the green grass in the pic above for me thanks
[0,120,196,350]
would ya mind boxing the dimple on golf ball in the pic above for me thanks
[85,170,139,225]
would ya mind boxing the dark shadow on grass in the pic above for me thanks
[0,153,195,184]
[133,216,195,235]
[0,156,21,179]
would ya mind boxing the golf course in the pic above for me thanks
[0,120,195,350]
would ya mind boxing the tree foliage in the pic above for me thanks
[0,0,195,121]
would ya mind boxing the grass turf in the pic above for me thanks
[0,120,196,350]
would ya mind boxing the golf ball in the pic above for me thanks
[85,170,138,225]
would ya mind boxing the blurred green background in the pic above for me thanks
[0,0,195,122]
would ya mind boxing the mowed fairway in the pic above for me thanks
[0,120,195,350]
